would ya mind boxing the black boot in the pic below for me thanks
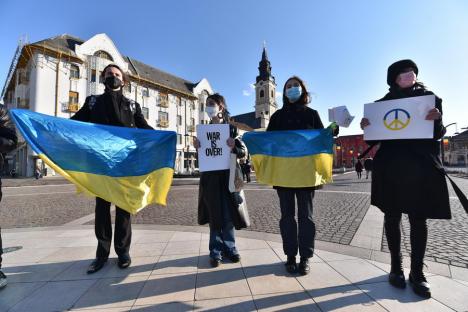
[285,256,297,273]
[409,262,431,298]
[298,257,310,276]
[388,253,405,288]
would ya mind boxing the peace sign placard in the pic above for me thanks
[363,95,435,140]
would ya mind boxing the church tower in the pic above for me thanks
[254,44,277,128]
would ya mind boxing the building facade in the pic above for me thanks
[1,33,213,176]
[334,134,377,168]
[443,130,468,166]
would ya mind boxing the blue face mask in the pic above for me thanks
[286,86,302,102]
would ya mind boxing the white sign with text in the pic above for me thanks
[363,95,435,140]
[197,124,231,172]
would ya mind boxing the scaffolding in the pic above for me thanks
[1,36,28,103]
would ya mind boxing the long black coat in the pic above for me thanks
[369,85,450,219]
[198,124,247,230]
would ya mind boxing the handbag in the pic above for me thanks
[229,153,250,228]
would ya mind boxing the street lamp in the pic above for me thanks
[441,122,458,166]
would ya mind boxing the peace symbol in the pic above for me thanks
[383,108,410,131]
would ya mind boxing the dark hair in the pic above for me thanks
[206,93,231,121]
[100,64,129,86]
[282,76,310,105]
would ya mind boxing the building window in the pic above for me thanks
[69,91,79,105]
[70,65,79,79]
[260,90,264,98]
[94,50,113,61]
[200,102,204,112]
[158,93,169,107]
[271,90,274,98]
[142,87,149,97]
[177,115,182,126]
[127,82,132,93]
[191,117,195,126]
[99,71,104,83]
[177,134,182,145]
[91,69,96,82]
[159,111,168,121]
[142,107,149,119]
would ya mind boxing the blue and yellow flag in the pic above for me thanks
[242,129,334,188]
[10,109,176,214]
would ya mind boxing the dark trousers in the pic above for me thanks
[277,189,316,258]
[95,198,132,260]
[209,194,238,260]
[0,227,2,268]
[384,213,427,266]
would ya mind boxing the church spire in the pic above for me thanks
[256,42,274,83]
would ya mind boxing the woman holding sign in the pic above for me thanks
[360,59,449,298]
[194,93,247,267]
[267,76,338,275]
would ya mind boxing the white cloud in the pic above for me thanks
[275,91,282,98]
[249,83,255,89]
[243,90,251,96]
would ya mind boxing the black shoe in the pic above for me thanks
[389,253,406,289]
[0,270,7,289]
[285,256,297,273]
[118,255,132,269]
[298,258,310,276]
[409,270,431,298]
[87,258,107,274]
[229,254,241,263]
[210,258,221,267]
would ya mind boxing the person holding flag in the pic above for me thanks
[260,76,338,275]
[72,64,153,274]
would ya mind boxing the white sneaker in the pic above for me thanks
[0,270,7,289]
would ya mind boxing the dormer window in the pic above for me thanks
[94,50,113,61]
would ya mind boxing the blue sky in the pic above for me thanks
[1,0,467,135]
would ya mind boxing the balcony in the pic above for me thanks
[158,120,169,128]
[187,125,195,132]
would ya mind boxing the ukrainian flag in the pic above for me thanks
[242,129,334,188]
[10,109,176,214]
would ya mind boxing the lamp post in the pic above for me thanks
[441,122,458,166]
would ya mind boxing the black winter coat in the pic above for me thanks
[266,103,337,190]
[369,85,450,219]
[71,91,152,129]
[198,124,247,230]
[0,107,18,196]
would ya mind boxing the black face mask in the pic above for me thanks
[104,76,123,90]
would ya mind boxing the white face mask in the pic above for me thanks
[206,106,220,118]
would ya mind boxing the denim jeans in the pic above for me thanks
[209,194,238,260]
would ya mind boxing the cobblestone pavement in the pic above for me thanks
[2,173,467,268]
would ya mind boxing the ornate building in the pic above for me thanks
[1,33,213,176]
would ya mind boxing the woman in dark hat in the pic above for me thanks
[360,59,449,298]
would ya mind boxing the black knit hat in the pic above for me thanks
[387,59,419,86]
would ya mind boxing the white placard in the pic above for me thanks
[196,124,231,172]
[363,95,435,140]
[328,106,355,128]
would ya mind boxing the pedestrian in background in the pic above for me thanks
[355,160,363,179]
[360,59,449,298]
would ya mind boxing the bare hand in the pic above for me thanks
[425,108,442,120]
[193,137,200,149]
[360,118,370,130]
[227,137,235,150]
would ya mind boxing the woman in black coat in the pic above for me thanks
[361,59,449,298]
[267,76,338,275]
[194,93,247,268]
